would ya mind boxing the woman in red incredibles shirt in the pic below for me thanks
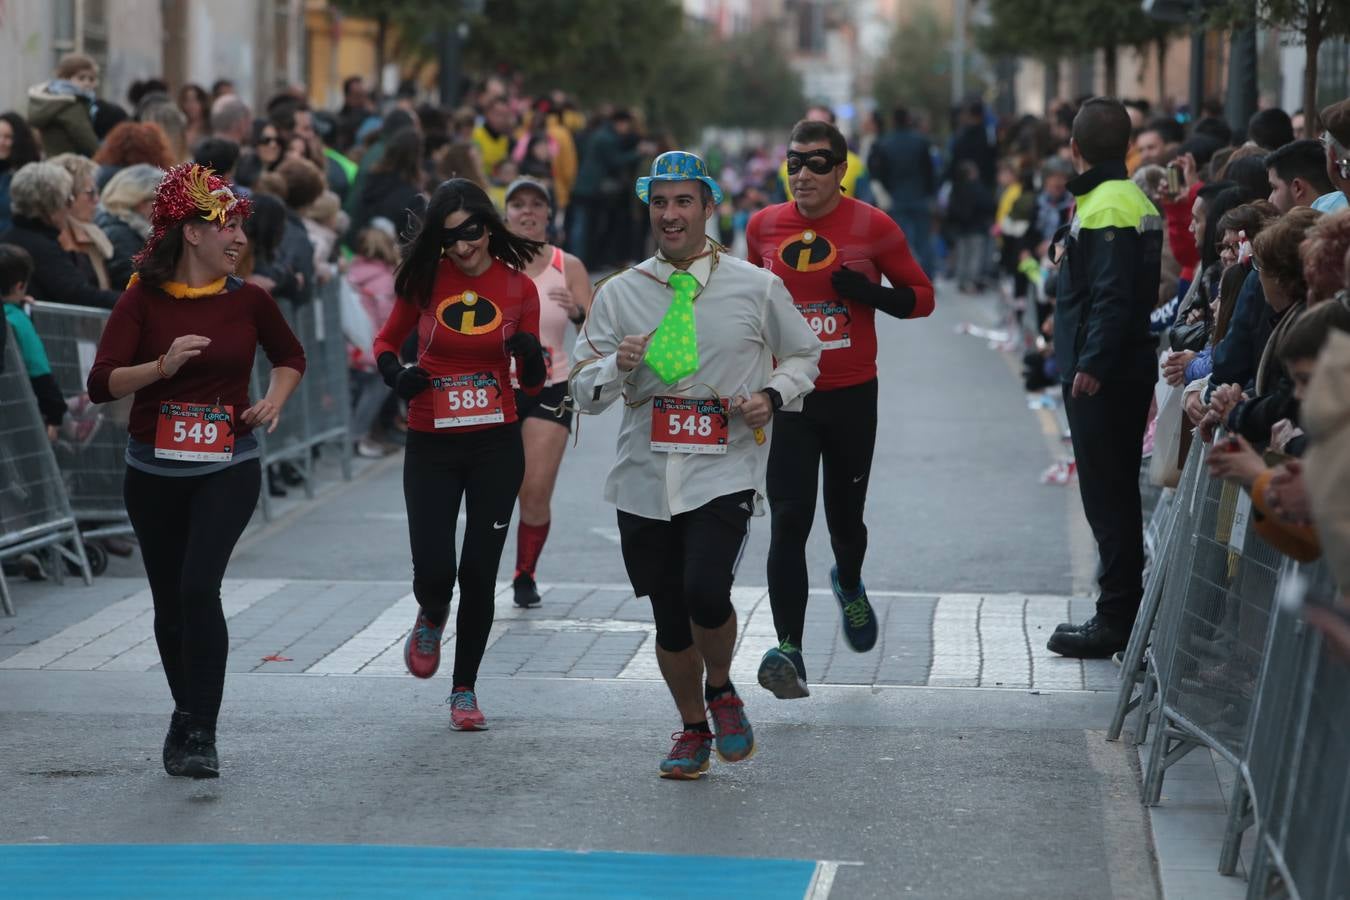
[86,163,306,779]
[373,178,546,731]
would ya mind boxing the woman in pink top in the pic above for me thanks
[502,177,591,608]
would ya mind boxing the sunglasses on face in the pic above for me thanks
[786,150,843,176]
[258,136,280,146]
[441,218,487,248]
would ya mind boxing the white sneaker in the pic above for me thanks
[355,438,390,459]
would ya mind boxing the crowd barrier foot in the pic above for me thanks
[1143,722,1202,805]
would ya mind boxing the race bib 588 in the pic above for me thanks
[432,372,505,428]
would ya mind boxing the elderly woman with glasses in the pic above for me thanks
[50,152,115,290]
[0,161,120,308]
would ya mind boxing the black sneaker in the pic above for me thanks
[513,574,541,609]
[171,725,220,779]
[1046,616,1129,659]
[757,641,810,699]
[1054,621,1082,634]
[831,565,877,653]
[162,709,191,775]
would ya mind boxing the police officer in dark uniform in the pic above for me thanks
[1047,98,1164,658]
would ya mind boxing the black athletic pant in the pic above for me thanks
[1062,378,1154,630]
[123,459,261,730]
[766,378,879,648]
[617,491,753,653]
[404,424,524,688]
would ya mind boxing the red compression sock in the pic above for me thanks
[515,520,551,580]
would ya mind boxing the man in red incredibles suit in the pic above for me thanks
[747,117,935,700]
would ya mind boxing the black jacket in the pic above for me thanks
[1052,162,1163,384]
[94,209,146,291]
[347,170,424,244]
[0,216,120,309]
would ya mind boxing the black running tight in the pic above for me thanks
[403,425,524,688]
[123,460,261,729]
[766,378,878,648]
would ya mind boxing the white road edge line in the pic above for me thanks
[805,860,864,899]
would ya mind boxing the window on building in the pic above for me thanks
[51,0,109,72]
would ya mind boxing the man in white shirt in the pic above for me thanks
[571,151,821,780]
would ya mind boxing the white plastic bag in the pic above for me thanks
[339,276,373,362]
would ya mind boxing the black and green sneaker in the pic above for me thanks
[757,640,810,699]
[831,565,877,652]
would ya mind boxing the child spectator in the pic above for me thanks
[488,156,519,210]
[947,159,995,293]
[0,244,65,438]
[26,53,100,158]
[346,224,399,457]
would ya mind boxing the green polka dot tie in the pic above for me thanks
[645,271,700,385]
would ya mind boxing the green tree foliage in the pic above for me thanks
[1207,0,1350,135]
[333,0,805,142]
[979,0,1175,97]
[716,29,807,131]
[876,9,982,137]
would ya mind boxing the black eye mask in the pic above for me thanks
[441,218,487,248]
[786,150,842,175]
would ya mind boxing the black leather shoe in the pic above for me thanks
[1047,616,1129,658]
[162,709,190,775]
[513,574,541,609]
[167,725,220,779]
[1054,621,1081,634]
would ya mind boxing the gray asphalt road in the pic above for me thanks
[1,671,1155,900]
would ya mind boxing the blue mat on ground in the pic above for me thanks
[1,843,819,898]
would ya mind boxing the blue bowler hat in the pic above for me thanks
[635,151,724,205]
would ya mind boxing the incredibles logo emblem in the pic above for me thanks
[435,290,502,335]
[778,229,838,273]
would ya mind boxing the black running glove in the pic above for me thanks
[506,332,547,389]
[377,351,432,401]
[831,267,917,319]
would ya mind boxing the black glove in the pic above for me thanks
[377,351,431,401]
[831,267,917,319]
[506,332,547,389]
[505,331,541,358]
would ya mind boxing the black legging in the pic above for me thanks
[766,378,879,648]
[617,491,753,653]
[123,460,261,729]
[403,424,524,688]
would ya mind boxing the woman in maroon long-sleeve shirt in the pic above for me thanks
[87,163,305,779]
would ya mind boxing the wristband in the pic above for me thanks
[156,354,169,380]
[763,387,784,411]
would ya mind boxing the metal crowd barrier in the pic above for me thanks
[1241,561,1348,899]
[0,322,92,614]
[1108,438,1207,744]
[251,282,352,521]
[1108,433,1350,888]
[28,302,135,573]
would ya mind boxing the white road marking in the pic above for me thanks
[4,579,1102,689]
[0,580,287,671]
[927,595,982,687]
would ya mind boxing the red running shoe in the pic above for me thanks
[448,688,488,731]
[403,611,444,679]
